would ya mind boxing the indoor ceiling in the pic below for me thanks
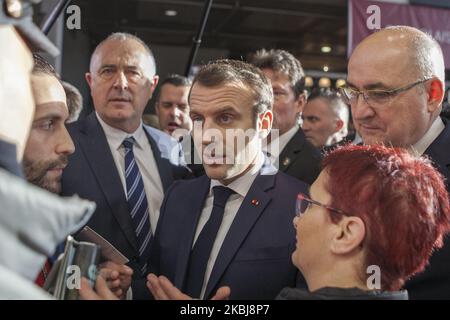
[59,0,348,73]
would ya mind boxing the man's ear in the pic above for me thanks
[295,92,307,114]
[427,78,444,113]
[259,110,273,130]
[334,119,344,133]
[149,75,159,98]
[330,216,365,255]
[85,72,92,88]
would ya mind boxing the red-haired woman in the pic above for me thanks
[278,144,450,300]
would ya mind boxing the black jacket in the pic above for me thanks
[404,118,450,299]
[278,128,322,185]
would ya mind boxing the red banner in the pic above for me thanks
[349,0,450,69]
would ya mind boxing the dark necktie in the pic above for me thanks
[184,185,235,298]
[123,137,152,275]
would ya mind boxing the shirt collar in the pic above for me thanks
[96,112,146,151]
[263,124,299,158]
[411,117,445,156]
[210,152,265,198]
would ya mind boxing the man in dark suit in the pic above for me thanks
[61,33,187,299]
[344,25,450,299]
[302,88,350,153]
[248,49,322,185]
[146,59,309,300]
[154,74,205,177]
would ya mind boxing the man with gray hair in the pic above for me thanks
[302,88,349,151]
[341,25,450,299]
[61,32,189,299]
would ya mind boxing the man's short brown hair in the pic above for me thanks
[62,81,83,123]
[190,59,273,122]
[32,53,58,78]
[248,49,305,98]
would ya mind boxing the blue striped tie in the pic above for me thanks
[123,137,152,275]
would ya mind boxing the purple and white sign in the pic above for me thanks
[349,0,450,69]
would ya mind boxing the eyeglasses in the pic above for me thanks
[338,78,431,108]
[296,192,348,217]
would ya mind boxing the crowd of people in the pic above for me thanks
[1,0,450,301]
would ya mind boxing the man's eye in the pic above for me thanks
[369,91,391,99]
[220,114,233,124]
[191,115,203,123]
[126,70,141,78]
[101,68,114,75]
[40,121,54,130]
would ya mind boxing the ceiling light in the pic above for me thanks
[165,10,177,17]
[323,65,329,72]
[319,77,331,88]
[304,76,314,87]
[321,45,332,53]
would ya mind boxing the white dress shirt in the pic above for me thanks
[263,124,299,167]
[411,117,445,156]
[96,113,164,234]
[193,152,265,299]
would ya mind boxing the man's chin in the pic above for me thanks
[203,163,229,180]
[305,137,318,147]
[204,162,253,185]
[41,175,62,194]
[360,134,388,146]
[42,182,61,194]
[103,107,136,121]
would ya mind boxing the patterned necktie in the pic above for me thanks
[184,185,235,298]
[123,137,152,275]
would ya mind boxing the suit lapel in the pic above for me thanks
[204,172,276,298]
[78,113,139,251]
[278,129,306,172]
[143,127,174,193]
[174,175,211,289]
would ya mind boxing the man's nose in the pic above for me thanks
[351,94,375,121]
[56,126,75,156]
[173,106,181,118]
[113,71,129,90]
[201,119,214,145]
[302,120,311,132]
[201,119,225,149]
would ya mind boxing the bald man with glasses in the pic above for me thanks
[344,25,450,299]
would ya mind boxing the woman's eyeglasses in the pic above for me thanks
[296,192,348,217]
